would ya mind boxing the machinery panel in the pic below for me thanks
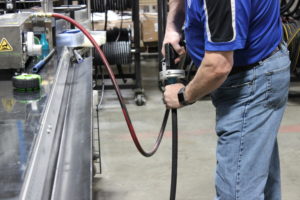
[0,13,31,69]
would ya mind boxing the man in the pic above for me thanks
[163,0,291,199]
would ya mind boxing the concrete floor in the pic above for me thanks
[93,58,300,200]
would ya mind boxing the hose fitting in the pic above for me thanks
[31,12,52,18]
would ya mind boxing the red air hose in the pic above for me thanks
[51,13,169,157]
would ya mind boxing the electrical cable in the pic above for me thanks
[281,0,296,14]
[95,64,105,174]
[287,26,300,46]
[91,9,95,31]
[280,0,300,19]
[104,0,108,30]
[292,9,300,19]
[283,0,300,17]
[96,66,105,110]
[283,22,290,41]
[50,13,170,157]
[115,8,124,41]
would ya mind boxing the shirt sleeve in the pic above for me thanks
[203,0,250,51]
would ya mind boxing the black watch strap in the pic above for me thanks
[178,87,191,106]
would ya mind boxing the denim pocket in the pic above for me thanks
[211,72,254,106]
[264,65,290,109]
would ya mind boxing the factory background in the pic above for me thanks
[0,0,299,199]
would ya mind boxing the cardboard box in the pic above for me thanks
[92,12,158,45]
[140,0,157,6]
[93,18,133,31]
[141,13,158,43]
[92,11,133,31]
[140,5,157,13]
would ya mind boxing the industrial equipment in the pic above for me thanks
[0,1,94,200]
[91,0,145,105]
[12,74,42,90]
[0,13,52,70]
[3,1,299,200]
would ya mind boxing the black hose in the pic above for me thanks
[281,0,296,14]
[104,0,108,30]
[170,109,178,200]
[283,0,300,17]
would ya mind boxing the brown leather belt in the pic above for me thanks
[229,46,281,76]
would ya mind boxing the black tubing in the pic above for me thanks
[281,0,296,14]
[170,109,178,200]
[283,0,300,17]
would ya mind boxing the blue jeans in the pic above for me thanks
[211,44,290,200]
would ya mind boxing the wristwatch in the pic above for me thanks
[177,87,191,106]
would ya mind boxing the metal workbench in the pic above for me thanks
[0,47,93,200]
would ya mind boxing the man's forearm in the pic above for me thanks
[185,51,233,103]
[166,0,185,32]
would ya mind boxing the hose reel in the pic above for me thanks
[106,28,131,42]
[91,0,132,12]
[94,28,132,85]
[95,28,132,65]
[100,41,132,65]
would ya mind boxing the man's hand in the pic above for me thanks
[163,83,185,109]
[162,31,185,63]
[161,0,185,63]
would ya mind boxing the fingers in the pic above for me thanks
[162,43,186,64]
[174,53,185,64]
[162,41,185,57]
[162,84,185,109]
[161,31,185,60]
[172,42,186,56]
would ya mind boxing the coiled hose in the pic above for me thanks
[91,0,131,12]
[281,0,300,19]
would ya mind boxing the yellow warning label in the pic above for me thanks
[1,98,15,113]
[0,38,13,52]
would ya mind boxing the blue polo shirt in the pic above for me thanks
[185,0,282,67]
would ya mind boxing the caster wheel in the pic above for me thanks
[135,94,146,106]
